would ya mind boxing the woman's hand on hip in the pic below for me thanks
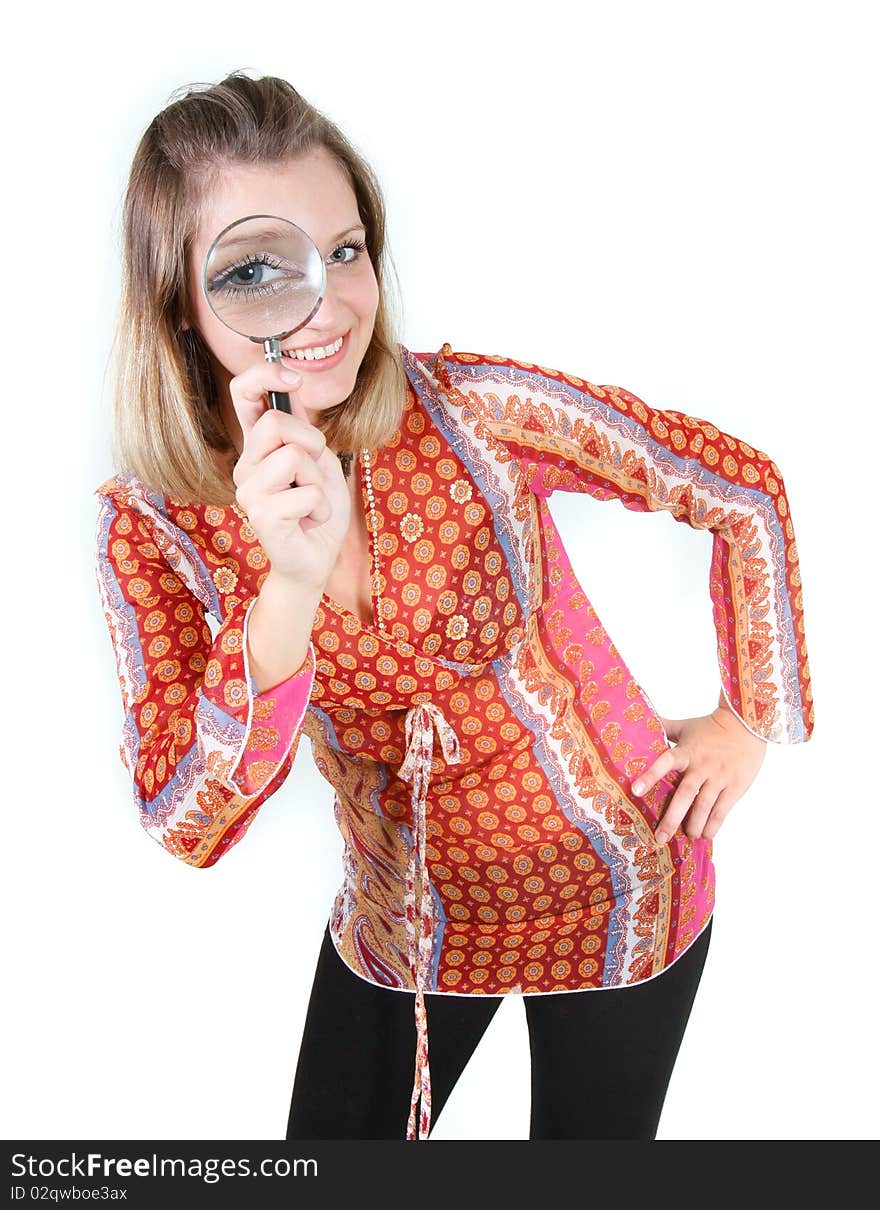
[630,699,767,847]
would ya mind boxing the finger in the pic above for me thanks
[654,775,706,845]
[235,404,327,485]
[702,786,738,840]
[236,442,324,507]
[657,714,682,742]
[257,480,333,529]
[228,361,306,441]
[238,464,331,530]
[682,781,722,839]
[631,745,686,797]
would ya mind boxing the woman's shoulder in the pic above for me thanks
[402,340,502,378]
[94,471,168,513]
[401,340,608,397]
[400,340,515,397]
[93,471,239,543]
[94,472,131,497]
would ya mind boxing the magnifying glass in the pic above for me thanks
[202,213,326,414]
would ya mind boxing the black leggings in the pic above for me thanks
[286,915,712,1140]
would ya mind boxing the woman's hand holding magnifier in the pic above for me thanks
[229,360,351,593]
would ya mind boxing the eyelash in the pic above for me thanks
[209,252,287,300]
[329,237,367,264]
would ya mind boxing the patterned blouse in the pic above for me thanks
[94,341,814,1140]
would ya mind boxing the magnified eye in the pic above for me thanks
[226,262,281,287]
[207,252,304,300]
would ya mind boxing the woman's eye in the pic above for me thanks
[328,240,366,265]
[224,261,286,288]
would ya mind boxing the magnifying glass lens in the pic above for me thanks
[203,215,325,340]
[201,214,327,413]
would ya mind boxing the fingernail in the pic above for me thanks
[280,368,301,383]
[632,781,645,795]
[655,831,668,846]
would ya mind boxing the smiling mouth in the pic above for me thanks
[281,332,347,362]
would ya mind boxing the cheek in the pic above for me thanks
[213,332,258,376]
[197,314,258,376]
[188,286,254,373]
[351,265,380,321]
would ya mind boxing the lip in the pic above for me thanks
[281,331,349,371]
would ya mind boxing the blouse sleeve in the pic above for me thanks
[425,345,814,746]
[94,487,316,867]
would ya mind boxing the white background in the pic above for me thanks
[3,0,876,1142]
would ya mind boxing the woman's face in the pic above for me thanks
[186,148,380,429]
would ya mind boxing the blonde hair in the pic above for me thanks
[110,70,408,506]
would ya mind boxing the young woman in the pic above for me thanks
[94,71,814,1141]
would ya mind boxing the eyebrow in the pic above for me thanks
[329,223,366,243]
[212,222,366,256]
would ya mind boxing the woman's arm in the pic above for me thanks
[423,344,814,749]
[247,567,324,694]
[94,486,317,867]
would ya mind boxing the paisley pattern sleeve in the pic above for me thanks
[428,345,814,746]
[94,488,316,867]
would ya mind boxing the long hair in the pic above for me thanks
[110,71,407,506]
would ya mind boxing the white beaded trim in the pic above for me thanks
[360,447,386,632]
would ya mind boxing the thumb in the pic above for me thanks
[657,714,682,742]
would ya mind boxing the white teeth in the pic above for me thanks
[287,335,344,361]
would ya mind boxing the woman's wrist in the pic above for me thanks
[247,573,324,693]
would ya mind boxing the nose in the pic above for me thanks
[301,272,351,338]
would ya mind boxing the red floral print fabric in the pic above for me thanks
[95,342,813,1139]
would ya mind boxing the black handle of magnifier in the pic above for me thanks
[268,390,292,413]
[263,339,291,412]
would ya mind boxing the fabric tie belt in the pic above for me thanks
[397,701,462,1140]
